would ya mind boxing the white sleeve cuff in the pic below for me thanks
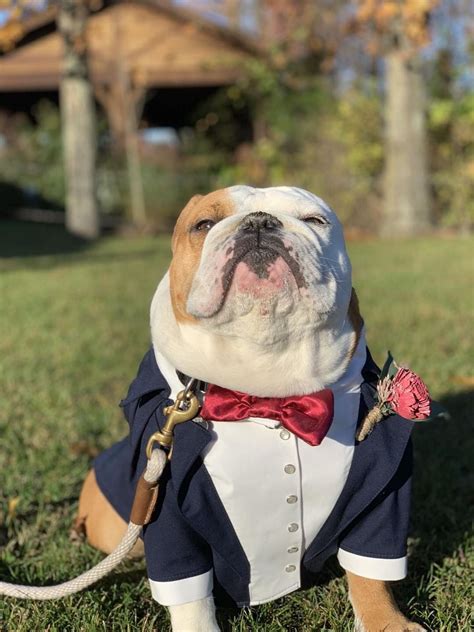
[337,548,407,581]
[149,570,214,606]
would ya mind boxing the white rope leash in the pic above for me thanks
[0,449,167,600]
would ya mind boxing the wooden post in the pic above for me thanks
[95,13,147,227]
[57,0,99,240]
[121,71,147,228]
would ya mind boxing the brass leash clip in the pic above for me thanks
[146,383,201,459]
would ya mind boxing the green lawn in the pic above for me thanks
[0,221,473,631]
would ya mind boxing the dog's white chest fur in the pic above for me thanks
[154,334,366,605]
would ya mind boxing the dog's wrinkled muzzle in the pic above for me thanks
[221,211,306,293]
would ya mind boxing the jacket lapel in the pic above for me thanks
[170,421,250,580]
[170,421,212,486]
[304,374,414,563]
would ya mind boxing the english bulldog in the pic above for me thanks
[78,186,425,631]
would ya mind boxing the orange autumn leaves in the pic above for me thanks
[354,0,439,54]
[0,0,45,51]
[0,0,102,52]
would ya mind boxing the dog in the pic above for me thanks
[78,186,425,631]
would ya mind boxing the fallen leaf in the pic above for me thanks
[451,376,474,387]
[69,516,87,544]
[8,496,20,519]
[69,440,100,458]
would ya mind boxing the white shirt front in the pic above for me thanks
[149,335,406,607]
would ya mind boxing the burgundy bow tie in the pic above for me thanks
[200,385,334,446]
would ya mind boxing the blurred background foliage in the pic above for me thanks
[0,0,472,235]
[1,46,472,232]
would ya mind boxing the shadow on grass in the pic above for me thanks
[0,220,163,272]
[85,567,146,591]
[411,388,473,564]
[395,388,473,614]
[0,220,89,258]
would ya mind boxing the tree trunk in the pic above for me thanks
[382,49,431,236]
[58,0,99,240]
[95,74,147,228]
[123,91,147,227]
[111,12,147,227]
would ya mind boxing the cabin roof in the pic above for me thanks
[0,0,257,92]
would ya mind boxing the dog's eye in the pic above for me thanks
[303,215,329,226]
[193,219,215,232]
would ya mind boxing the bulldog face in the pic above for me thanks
[151,186,363,395]
[168,186,352,346]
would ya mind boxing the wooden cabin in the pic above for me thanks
[0,0,257,134]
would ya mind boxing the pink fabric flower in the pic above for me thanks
[387,367,431,420]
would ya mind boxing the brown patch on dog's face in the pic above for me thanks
[348,288,364,357]
[169,190,236,323]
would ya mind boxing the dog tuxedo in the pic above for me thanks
[94,333,414,608]
[82,187,427,631]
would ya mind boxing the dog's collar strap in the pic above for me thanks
[176,371,208,399]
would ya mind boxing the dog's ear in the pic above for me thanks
[172,194,203,252]
[348,288,364,336]
[185,194,203,209]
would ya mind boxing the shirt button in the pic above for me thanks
[284,464,296,474]
[287,546,299,553]
[288,523,299,532]
[285,564,296,572]
[280,429,291,440]
[286,495,298,504]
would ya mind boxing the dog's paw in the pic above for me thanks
[391,624,426,632]
[387,625,426,632]
[355,617,427,632]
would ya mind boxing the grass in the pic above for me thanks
[0,220,473,631]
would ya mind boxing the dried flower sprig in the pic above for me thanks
[356,352,447,441]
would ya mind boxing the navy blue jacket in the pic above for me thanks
[95,348,413,607]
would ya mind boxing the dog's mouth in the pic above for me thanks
[212,235,306,312]
[223,246,303,290]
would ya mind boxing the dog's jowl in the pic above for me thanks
[78,186,426,632]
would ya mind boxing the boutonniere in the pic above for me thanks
[356,352,449,441]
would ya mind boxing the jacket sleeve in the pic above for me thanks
[337,439,413,581]
[143,477,214,606]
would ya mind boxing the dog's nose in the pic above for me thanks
[240,212,283,232]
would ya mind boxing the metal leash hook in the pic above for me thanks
[146,379,201,459]
[131,379,200,526]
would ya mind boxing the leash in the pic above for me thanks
[0,384,201,600]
